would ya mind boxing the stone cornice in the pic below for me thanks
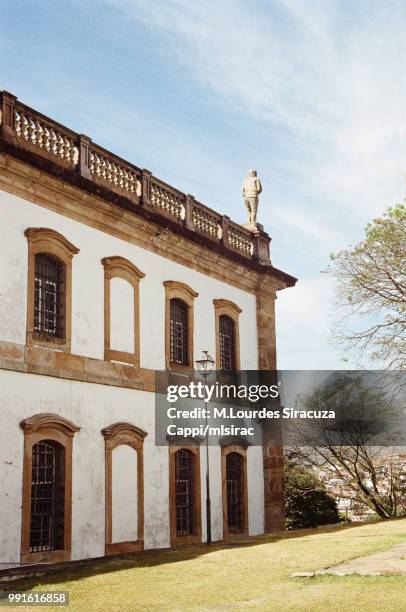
[0,144,297,294]
[101,422,148,441]
[163,280,199,299]
[20,413,80,435]
[213,298,242,314]
[24,227,80,255]
[102,256,145,283]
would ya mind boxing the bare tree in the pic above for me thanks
[288,373,406,519]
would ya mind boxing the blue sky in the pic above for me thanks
[1,0,405,369]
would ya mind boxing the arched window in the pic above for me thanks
[214,299,241,371]
[221,444,248,538]
[226,452,244,533]
[170,299,189,365]
[20,413,80,563]
[169,444,201,545]
[164,281,198,371]
[34,254,65,338]
[30,440,65,552]
[25,228,79,352]
[219,315,236,372]
[175,449,194,536]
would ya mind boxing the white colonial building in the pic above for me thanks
[0,91,296,567]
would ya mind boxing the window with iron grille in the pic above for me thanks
[30,440,65,552]
[170,299,189,365]
[175,449,194,536]
[226,452,244,533]
[219,315,236,371]
[34,253,65,338]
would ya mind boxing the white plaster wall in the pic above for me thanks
[0,190,264,564]
[110,277,134,354]
[111,445,138,542]
[0,369,170,563]
[0,191,258,368]
[0,203,28,345]
[247,446,265,536]
[0,369,265,563]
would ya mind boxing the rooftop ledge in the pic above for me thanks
[0,91,296,288]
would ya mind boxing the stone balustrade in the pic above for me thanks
[0,91,270,264]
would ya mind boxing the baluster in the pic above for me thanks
[63,136,70,162]
[50,129,57,156]
[71,138,78,165]
[95,153,100,176]
[22,114,29,141]
[58,133,65,159]
[89,150,94,174]
[36,121,44,148]
[15,111,21,137]
[105,159,111,183]
[28,116,36,144]
[108,161,114,184]
[101,157,107,180]
[113,163,119,186]
[43,126,50,152]
[129,171,135,193]
[66,136,72,163]
[118,167,124,190]
[125,169,131,192]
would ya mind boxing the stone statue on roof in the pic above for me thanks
[242,169,262,226]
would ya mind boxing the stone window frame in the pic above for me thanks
[101,422,147,555]
[221,441,249,539]
[168,443,202,546]
[25,228,79,353]
[164,281,198,371]
[102,257,145,368]
[20,413,80,564]
[213,299,242,371]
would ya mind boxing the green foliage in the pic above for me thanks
[284,460,340,530]
[327,203,406,368]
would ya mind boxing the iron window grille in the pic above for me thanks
[170,298,189,365]
[30,440,65,552]
[219,315,236,372]
[34,253,65,338]
[226,452,244,533]
[175,449,194,536]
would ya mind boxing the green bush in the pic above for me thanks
[284,460,340,530]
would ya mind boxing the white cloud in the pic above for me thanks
[108,0,406,212]
[8,0,404,369]
[276,274,343,370]
[103,0,406,368]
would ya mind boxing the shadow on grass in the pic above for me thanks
[1,520,402,592]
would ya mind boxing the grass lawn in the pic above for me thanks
[2,519,406,611]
